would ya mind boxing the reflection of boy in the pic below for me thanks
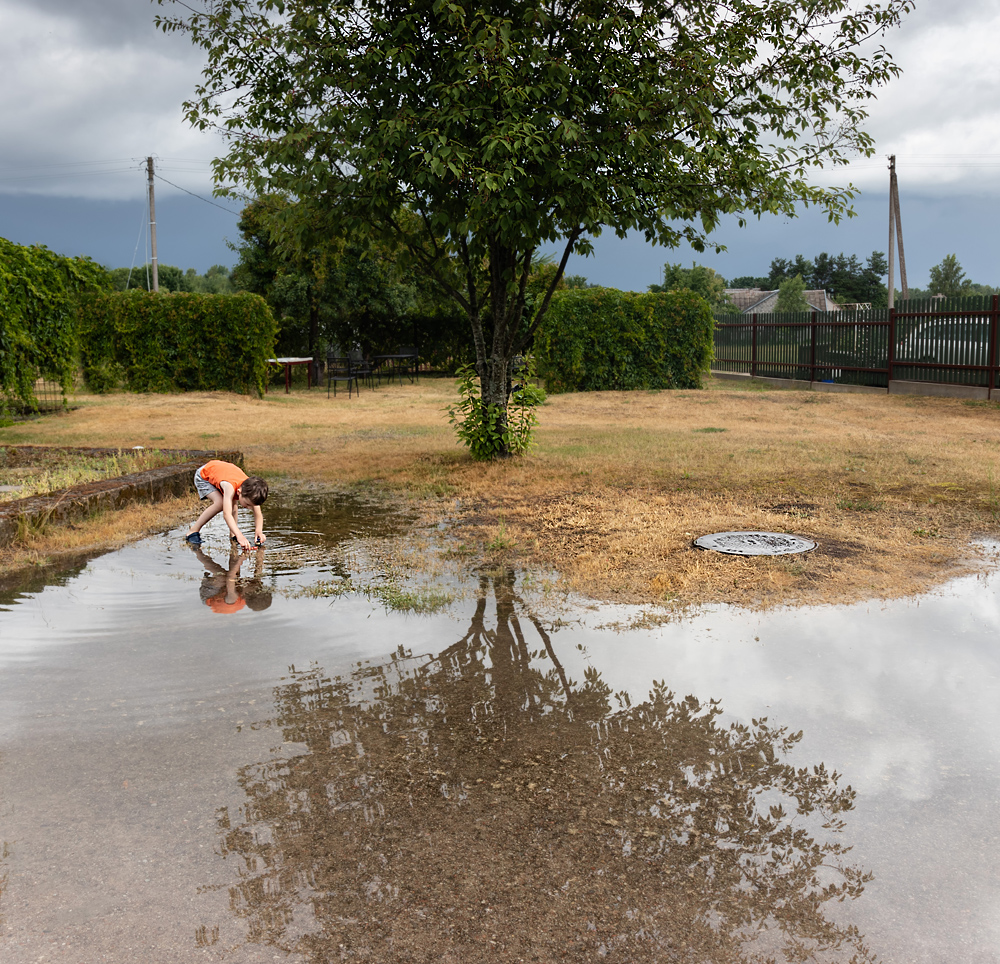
[192,545,272,615]
[185,459,268,551]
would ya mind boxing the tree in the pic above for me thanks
[763,251,888,307]
[775,273,812,313]
[157,0,910,457]
[728,275,771,289]
[187,264,235,294]
[649,262,735,312]
[928,254,973,298]
[107,263,235,294]
[206,569,876,962]
[232,196,471,362]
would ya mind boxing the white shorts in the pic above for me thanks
[193,465,217,501]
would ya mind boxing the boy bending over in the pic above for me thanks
[184,459,268,551]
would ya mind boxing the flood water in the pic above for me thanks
[0,492,998,962]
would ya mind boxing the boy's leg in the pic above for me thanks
[187,488,224,538]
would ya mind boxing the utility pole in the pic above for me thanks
[890,156,908,300]
[887,155,896,309]
[146,156,159,293]
[887,155,908,308]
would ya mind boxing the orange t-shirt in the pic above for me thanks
[199,460,248,494]
[205,590,246,614]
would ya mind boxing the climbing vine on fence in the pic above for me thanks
[79,291,277,396]
[533,288,715,393]
[0,237,109,410]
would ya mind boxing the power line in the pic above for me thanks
[152,172,239,214]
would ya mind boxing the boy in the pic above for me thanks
[184,458,268,551]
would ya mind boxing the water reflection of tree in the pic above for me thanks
[211,568,875,963]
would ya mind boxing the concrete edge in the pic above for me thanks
[888,380,991,400]
[710,372,886,394]
[0,449,244,548]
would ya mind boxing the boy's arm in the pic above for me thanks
[220,482,252,549]
[252,505,265,543]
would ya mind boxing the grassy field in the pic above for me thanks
[3,375,1000,609]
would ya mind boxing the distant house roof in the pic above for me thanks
[724,288,837,314]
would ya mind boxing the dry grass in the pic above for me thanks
[4,377,1000,608]
[0,446,178,501]
[0,495,193,576]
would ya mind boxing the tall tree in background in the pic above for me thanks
[158,0,910,456]
[765,251,888,307]
[774,274,812,313]
[927,254,972,298]
[232,196,470,361]
[649,263,735,312]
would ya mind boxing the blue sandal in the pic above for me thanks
[185,532,202,545]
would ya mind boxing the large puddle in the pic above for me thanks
[0,492,998,962]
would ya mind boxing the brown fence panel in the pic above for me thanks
[714,296,1000,390]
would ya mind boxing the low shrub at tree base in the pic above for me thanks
[79,291,277,396]
[533,289,715,393]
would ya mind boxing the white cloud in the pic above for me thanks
[3,0,1000,208]
[0,0,221,200]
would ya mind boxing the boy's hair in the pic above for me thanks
[245,589,273,611]
[241,476,269,505]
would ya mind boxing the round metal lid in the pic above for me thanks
[693,531,817,556]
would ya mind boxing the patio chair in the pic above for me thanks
[326,350,359,398]
[348,349,377,389]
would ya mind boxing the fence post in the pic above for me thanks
[810,310,817,384]
[887,306,896,387]
[989,294,998,398]
[751,313,757,379]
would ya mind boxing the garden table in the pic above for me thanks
[268,357,313,393]
[372,353,418,385]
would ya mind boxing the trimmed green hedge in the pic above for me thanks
[533,288,715,392]
[0,238,109,408]
[79,291,278,396]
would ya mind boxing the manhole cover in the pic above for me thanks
[693,531,816,556]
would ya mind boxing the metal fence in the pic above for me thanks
[713,294,1000,390]
[0,377,65,421]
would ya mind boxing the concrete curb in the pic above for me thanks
[711,371,996,399]
[0,448,243,548]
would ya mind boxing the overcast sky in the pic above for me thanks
[3,0,1000,286]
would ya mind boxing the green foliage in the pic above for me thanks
[774,274,812,313]
[78,291,277,395]
[158,0,910,455]
[0,237,110,409]
[925,254,986,298]
[534,289,714,393]
[446,364,545,461]
[650,263,735,312]
[231,195,471,363]
[108,263,235,294]
[765,251,888,306]
[729,275,771,289]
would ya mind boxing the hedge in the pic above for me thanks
[533,288,715,392]
[0,238,109,409]
[79,290,278,396]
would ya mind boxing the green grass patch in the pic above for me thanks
[296,576,454,614]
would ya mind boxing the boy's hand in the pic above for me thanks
[254,533,266,546]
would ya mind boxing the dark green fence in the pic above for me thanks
[714,295,1000,390]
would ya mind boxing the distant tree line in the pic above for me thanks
[106,264,235,294]
[728,251,889,307]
